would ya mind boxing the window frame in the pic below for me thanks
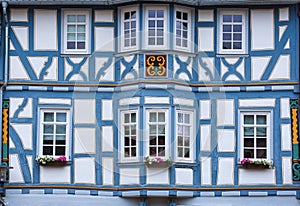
[218,9,248,55]
[239,110,272,162]
[175,109,195,163]
[62,9,91,54]
[120,109,139,162]
[145,108,170,158]
[144,5,169,50]
[174,6,193,52]
[119,5,139,52]
[38,108,71,160]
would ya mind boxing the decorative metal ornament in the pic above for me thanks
[145,55,167,77]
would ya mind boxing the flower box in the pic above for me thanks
[241,163,270,169]
[39,161,67,167]
[145,161,172,168]
[36,156,68,167]
[240,158,273,169]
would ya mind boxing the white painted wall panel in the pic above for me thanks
[217,129,235,152]
[40,166,71,183]
[119,97,140,105]
[95,27,114,52]
[11,124,32,150]
[102,100,113,120]
[39,98,71,105]
[269,55,290,80]
[10,9,28,22]
[175,168,193,185]
[74,158,95,184]
[239,169,276,185]
[251,56,271,81]
[279,7,289,21]
[102,158,114,185]
[10,98,32,118]
[217,158,234,185]
[94,10,114,22]
[102,126,114,152]
[200,157,211,185]
[280,98,290,119]
[9,154,24,183]
[282,157,293,184]
[146,168,169,184]
[198,57,214,81]
[198,10,214,22]
[74,128,96,154]
[239,98,275,108]
[251,9,274,50]
[74,99,96,124]
[95,57,115,82]
[120,168,140,185]
[281,124,292,151]
[200,100,211,120]
[12,26,29,51]
[144,97,169,104]
[174,98,194,106]
[200,124,211,152]
[217,99,235,126]
[198,27,214,52]
[34,9,57,50]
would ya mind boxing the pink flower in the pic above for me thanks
[241,158,251,165]
[56,156,67,162]
[155,157,163,163]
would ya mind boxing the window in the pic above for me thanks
[62,10,90,54]
[240,111,271,160]
[174,7,192,51]
[39,109,71,158]
[120,6,138,51]
[145,6,168,49]
[146,109,169,158]
[120,110,138,161]
[176,110,193,162]
[218,9,248,54]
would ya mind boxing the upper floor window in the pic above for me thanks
[174,7,192,51]
[145,6,168,49]
[218,9,248,54]
[62,10,91,54]
[240,111,271,160]
[120,6,139,51]
[38,109,71,159]
[120,110,138,162]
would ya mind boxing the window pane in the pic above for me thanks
[131,11,136,19]
[55,146,65,156]
[223,15,232,22]
[77,25,86,33]
[56,138,66,145]
[223,42,231,49]
[44,125,54,133]
[149,20,155,27]
[176,11,181,19]
[233,25,242,32]
[178,113,183,123]
[178,136,183,146]
[244,149,254,158]
[43,135,53,141]
[67,25,76,32]
[223,25,232,32]
[150,113,156,122]
[233,33,242,40]
[257,115,267,125]
[158,113,165,122]
[257,149,266,158]
[158,125,165,134]
[124,12,130,20]
[67,42,75,49]
[233,42,242,49]
[157,38,164,45]
[183,12,188,20]
[244,138,254,147]
[67,33,76,41]
[183,31,188,38]
[150,136,156,145]
[178,147,183,157]
[157,10,164,18]
[77,42,85,49]
[244,127,254,136]
[244,115,254,124]
[125,137,129,146]
[150,125,156,134]
[148,10,155,18]
[158,147,165,156]
[157,29,163,37]
[77,34,86,41]
[131,21,136,29]
[131,148,136,156]
[131,126,136,135]
[124,114,129,123]
[124,126,130,135]
[158,136,165,145]
[57,113,66,122]
[67,15,76,22]
[184,136,190,146]
[131,137,136,146]
[77,15,86,22]
[256,138,266,147]
[56,125,66,134]
[233,15,242,22]
[184,114,190,123]
[184,148,190,158]
[223,33,231,40]
[256,127,267,137]
[43,146,53,155]
[183,126,190,136]
[157,20,164,27]
[124,148,130,157]
[150,147,156,156]
[44,113,54,122]
[148,38,155,45]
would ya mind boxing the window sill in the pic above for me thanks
[115,49,196,57]
[60,53,92,58]
[216,54,249,58]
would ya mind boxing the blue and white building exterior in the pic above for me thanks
[1,0,300,205]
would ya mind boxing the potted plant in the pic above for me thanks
[240,158,273,169]
[36,155,67,167]
[144,156,172,168]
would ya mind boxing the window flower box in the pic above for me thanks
[241,158,273,169]
[36,155,68,167]
[144,156,172,168]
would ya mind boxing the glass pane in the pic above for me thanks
[184,114,190,123]
[183,22,188,30]
[67,15,76,22]
[67,42,75,49]
[67,25,76,32]
[233,15,242,22]
[44,125,53,134]
[150,147,156,156]
[149,20,155,27]
[244,127,254,136]
[233,33,242,40]
[184,148,190,158]
[176,38,181,46]
[77,15,86,22]
[131,21,136,29]
[125,137,129,146]
[148,10,155,18]
[131,137,136,146]
[223,25,232,32]
[150,113,156,122]
[176,11,181,19]
[124,126,129,135]
[158,136,165,145]
[183,31,188,38]
[124,148,129,157]
[256,138,266,147]
[157,29,163,37]
[77,33,86,41]
[124,114,129,123]
[256,127,267,137]
[158,147,165,156]
[43,135,53,141]
[44,112,54,122]
[183,40,188,47]
[148,38,155,45]
[184,136,190,146]
[158,125,165,134]
[257,149,266,158]
[244,149,254,158]
[56,113,66,122]
[124,39,130,47]
[56,139,66,145]
[55,146,65,156]
[183,126,190,136]
[177,125,183,136]
[43,146,53,155]
[149,29,155,37]
[223,33,231,40]
[124,12,130,20]
[131,126,136,135]
[233,25,242,32]
[178,136,183,146]
[67,33,76,41]
[77,42,85,49]
[223,42,231,49]
[131,147,136,156]
[158,113,165,122]
[157,10,164,18]
[176,22,181,29]
[244,138,254,147]
[56,125,66,134]
[157,20,164,27]
[124,22,130,30]
[178,147,183,157]
[233,42,242,49]
[56,135,66,141]
[178,113,183,123]
[244,115,254,124]
[183,12,188,20]
[157,38,164,45]
[131,11,136,19]
[223,15,232,22]
[150,136,156,145]
[131,39,136,46]
[77,25,86,33]
[150,125,156,134]
[257,115,267,125]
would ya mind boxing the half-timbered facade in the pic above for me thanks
[0,0,300,205]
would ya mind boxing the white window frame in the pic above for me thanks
[174,6,192,52]
[144,5,169,50]
[175,109,194,163]
[120,109,139,162]
[218,9,248,55]
[38,108,71,160]
[145,108,170,158]
[120,5,139,52]
[239,111,272,161]
[62,10,91,54]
